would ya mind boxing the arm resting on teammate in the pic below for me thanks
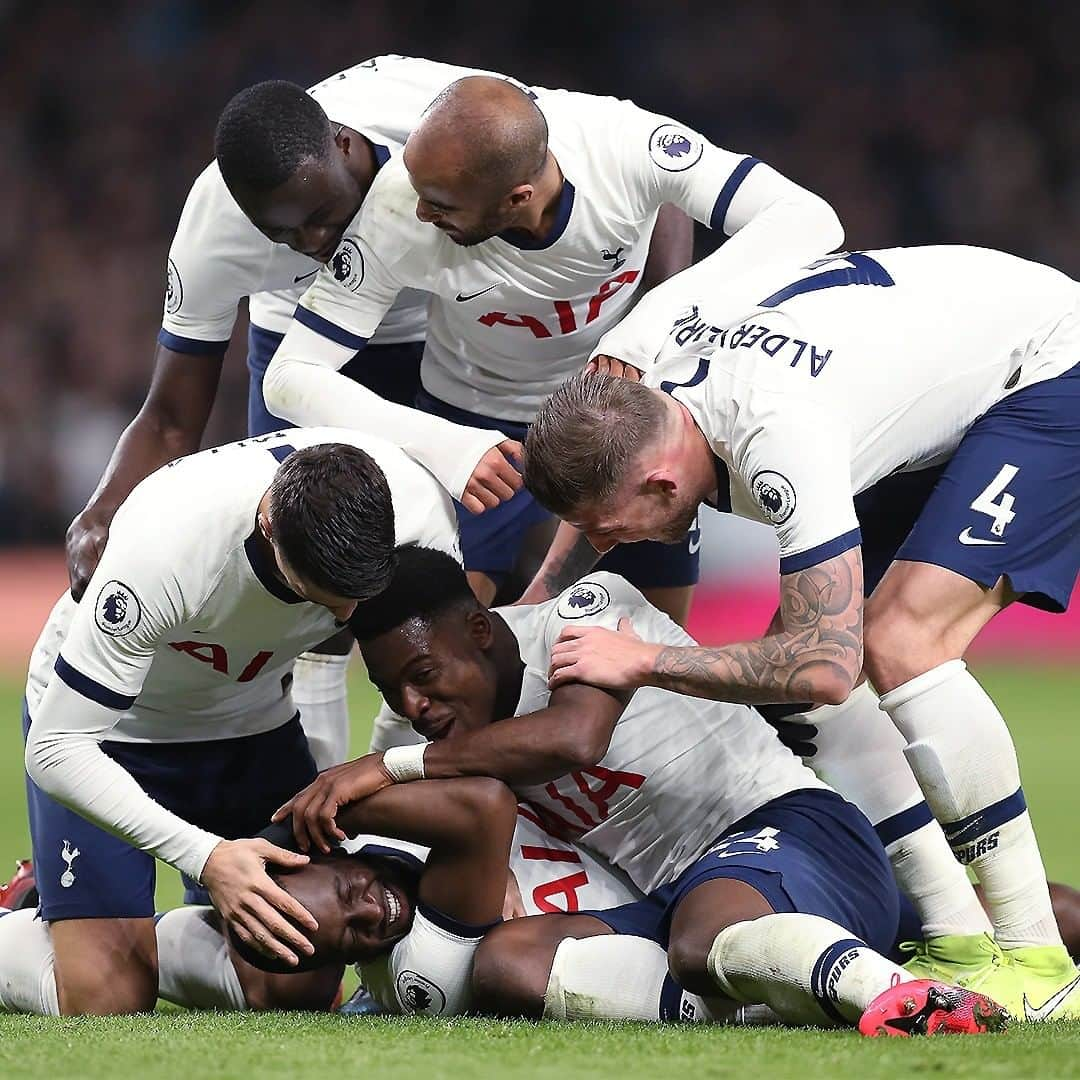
[548,548,865,706]
[639,203,694,293]
[262,320,521,511]
[65,344,224,599]
[275,682,627,854]
[594,164,843,372]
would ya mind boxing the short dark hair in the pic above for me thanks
[523,372,668,516]
[349,545,478,640]
[215,80,333,195]
[268,443,396,600]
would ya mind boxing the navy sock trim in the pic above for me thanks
[875,801,934,848]
[810,937,865,1025]
[658,975,685,1022]
[943,786,1027,847]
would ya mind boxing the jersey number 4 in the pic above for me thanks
[970,464,1020,537]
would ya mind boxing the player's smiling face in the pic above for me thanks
[235,153,363,262]
[360,611,503,741]
[403,142,515,247]
[276,854,415,966]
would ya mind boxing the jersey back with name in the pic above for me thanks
[644,245,1080,572]
[25,428,458,743]
[297,88,760,419]
[161,55,510,351]
[500,574,823,893]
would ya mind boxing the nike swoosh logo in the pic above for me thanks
[687,534,702,555]
[1024,972,1080,1021]
[455,283,501,302]
[293,270,319,284]
[958,527,1006,547]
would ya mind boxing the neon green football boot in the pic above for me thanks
[1003,945,1080,1023]
[900,933,1021,1016]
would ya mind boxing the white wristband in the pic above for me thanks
[382,744,427,783]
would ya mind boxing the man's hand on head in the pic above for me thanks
[461,439,524,514]
[586,354,642,381]
[272,753,396,854]
[200,837,317,967]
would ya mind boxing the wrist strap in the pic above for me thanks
[382,743,427,783]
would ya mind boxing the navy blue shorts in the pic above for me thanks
[583,788,900,956]
[856,363,1080,611]
[246,324,424,436]
[416,389,701,589]
[23,703,318,921]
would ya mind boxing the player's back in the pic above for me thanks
[650,245,1080,494]
[500,574,825,893]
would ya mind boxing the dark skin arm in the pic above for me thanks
[66,343,223,598]
[549,549,865,706]
[640,203,694,292]
[333,776,518,925]
[274,682,628,855]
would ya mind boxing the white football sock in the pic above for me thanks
[707,914,911,1027]
[292,652,351,770]
[881,659,1062,950]
[793,683,991,940]
[156,907,245,1010]
[544,935,719,1023]
[0,910,59,1015]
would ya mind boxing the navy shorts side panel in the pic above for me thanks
[246,324,423,436]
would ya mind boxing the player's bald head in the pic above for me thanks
[407,77,548,195]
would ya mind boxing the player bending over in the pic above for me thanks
[9,429,457,1015]
[523,243,1080,1021]
[272,547,1006,1035]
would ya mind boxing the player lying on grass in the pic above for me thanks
[13,430,458,1016]
[268,546,1006,1034]
[521,243,1080,1020]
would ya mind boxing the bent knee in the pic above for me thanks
[666,935,711,995]
[864,604,946,691]
[52,917,158,1015]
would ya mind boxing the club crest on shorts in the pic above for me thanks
[558,581,611,618]
[60,839,80,888]
[751,470,796,526]
[165,258,183,314]
[648,124,704,172]
[396,970,446,1015]
[329,238,365,291]
[94,580,142,637]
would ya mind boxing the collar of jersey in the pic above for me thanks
[244,529,306,604]
[497,178,575,250]
[706,455,733,513]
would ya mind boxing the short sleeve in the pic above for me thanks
[613,101,764,232]
[358,905,488,1016]
[54,512,183,710]
[732,396,861,573]
[159,164,268,353]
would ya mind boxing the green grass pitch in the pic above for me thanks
[2,664,1079,1077]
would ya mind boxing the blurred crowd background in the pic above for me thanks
[2,0,1080,551]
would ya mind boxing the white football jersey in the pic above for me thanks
[288,87,816,419]
[160,55,515,353]
[357,806,641,1016]
[372,574,823,895]
[628,245,1080,572]
[25,427,459,743]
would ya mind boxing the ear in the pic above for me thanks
[643,469,678,497]
[507,183,533,209]
[466,608,495,652]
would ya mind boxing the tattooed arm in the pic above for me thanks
[515,522,603,605]
[548,548,864,706]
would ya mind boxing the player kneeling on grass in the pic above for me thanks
[272,546,1007,1035]
[2,429,459,1016]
